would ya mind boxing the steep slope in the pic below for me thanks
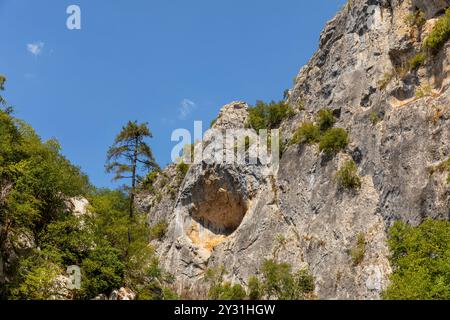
[138,0,450,299]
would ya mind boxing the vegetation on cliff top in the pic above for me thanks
[247,100,295,131]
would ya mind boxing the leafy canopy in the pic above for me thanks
[383,219,450,300]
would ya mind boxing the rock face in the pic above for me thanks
[138,0,450,299]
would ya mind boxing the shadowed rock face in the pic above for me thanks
[138,0,450,300]
[188,169,248,235]
[413,0,450,18]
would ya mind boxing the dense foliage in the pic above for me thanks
[0,79,174,300]
[383,219,450,300]
[0,106,89,299]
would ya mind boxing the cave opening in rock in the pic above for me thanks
[188,169,249,237]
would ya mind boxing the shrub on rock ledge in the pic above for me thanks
[318,128,349,155]
[335,159,361,190]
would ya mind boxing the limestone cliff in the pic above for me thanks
[137,0,450,300]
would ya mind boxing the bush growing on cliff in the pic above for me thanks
[291,122,321,145]
[204,266,246,300]
[415,84,433,98]
[440,156,450,182]
[370,111,380,125]
[176,161,190,179]
[248,100,295,131]
[215,283,247,300]
[248,276,263,300]
[350,232,366,266]
[430,156,450,182]
[260,259,315,300]
[335,159,361,190]
[318,128,349,155]
[291,109,349,157]
[142,170,159,190]
[408,52,426,70]
[424,8,450,51]
[316,108,336,131]
[383,219,450,300]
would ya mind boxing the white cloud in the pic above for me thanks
[179,98,196,119]
[27,42,45,56]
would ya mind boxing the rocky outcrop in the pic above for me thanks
[94,287,136,300]
[138,0,450,300]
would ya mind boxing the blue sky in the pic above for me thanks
[0,0,346,188]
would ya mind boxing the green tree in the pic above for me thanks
[39,214,96,265]
[1,108,89,299]
[383,219,450,300]
[9,248,64,300]
[79,246,125,299]
[88,188,173,300]
[106,121,159,247]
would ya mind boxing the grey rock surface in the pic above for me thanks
[138,0,450,299]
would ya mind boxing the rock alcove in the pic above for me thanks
[184,168,249,251]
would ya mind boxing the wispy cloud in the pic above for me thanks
[27,42,45,56]
[179,98,196,120]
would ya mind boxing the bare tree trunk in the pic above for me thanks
[128,137,139,247]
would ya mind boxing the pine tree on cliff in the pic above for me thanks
[106,121,159,248]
